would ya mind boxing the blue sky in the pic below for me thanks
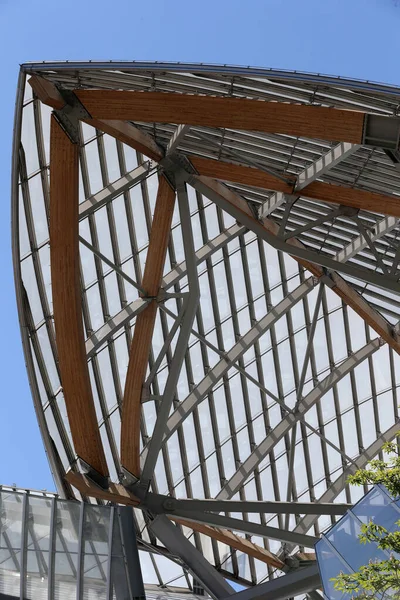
[1,0,400,492]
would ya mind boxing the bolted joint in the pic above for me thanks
[54,89,92,144]
[162,497,177,512]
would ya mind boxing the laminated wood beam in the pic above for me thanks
[121,175,176,478]
[50,116,108,478]
[75,90,366,144]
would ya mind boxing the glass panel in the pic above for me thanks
[316,537,350,600]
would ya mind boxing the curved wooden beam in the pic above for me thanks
[50,116,108,477]
[171,518,285,570]
[121,175,176,478]
[84,118,164,162]
[75,90,365,144]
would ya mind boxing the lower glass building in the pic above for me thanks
[9,61,400,599]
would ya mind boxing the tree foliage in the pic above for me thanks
[331,439,400,599]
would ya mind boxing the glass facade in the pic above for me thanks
[316,485,400,599]
[0,486,209,600]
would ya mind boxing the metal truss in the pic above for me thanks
[295,143,359,191]
[86,298,150,358]
[79,161,156,219]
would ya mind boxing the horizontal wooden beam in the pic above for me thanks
[304,180,400,217]
[75,90,366,144]
[50,116,109,477]
[190,156,293,194]
[121,175,176,477]
[171,517,284,570]
[191,156,400,218]
[28,76,66,110]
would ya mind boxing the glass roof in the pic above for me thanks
[11,62,400,594]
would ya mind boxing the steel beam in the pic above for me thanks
[79,161,155,219]
[140,278,315,460]
[223,565,320,600]
[185,172,400,359]
[295,143,359,190]
[285,284,324,529]
[85,298,150,359]
[145,494,351,516]
[148,515,234,600]
[162,223,245,290]
[165,510,318,547]
[144,295,189,389]
[79,235,145,295]
[118,507,146,600]
[260,191,288,219]
[216,338,382,500]
[139,177,200,488]
[166,124,191,154]
[282,206,346,241]
[334,216,399,263]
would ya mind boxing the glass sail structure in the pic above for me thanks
[10,62,400,598]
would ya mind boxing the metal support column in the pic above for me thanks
[118,507,146,600]
[149,515,234,600]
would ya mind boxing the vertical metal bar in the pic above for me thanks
[47,497,57,600]
[76,501,85,600]
[118,507,146,600]
[106,506,115,600]
[140,174,200,487]
[284,283,324,530]
[20,493,29,600]
[278,195,297,236]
